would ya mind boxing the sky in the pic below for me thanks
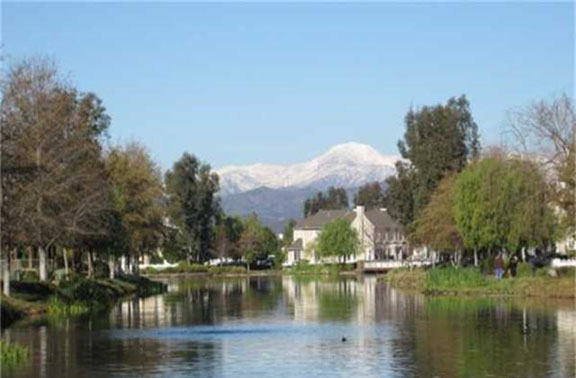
[2,2,574,169]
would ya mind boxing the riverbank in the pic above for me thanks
[1,275,166,328]
[142,262,358,278]
[384,266,575,298]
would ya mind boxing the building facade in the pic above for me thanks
[285,206,408,266]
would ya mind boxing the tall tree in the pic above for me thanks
[303,186,348,217]
[386,95,480,227]
[105,143,165,274]
[385,162,416,228]
[165,153,220,263]
[316,219,359,263]
[1,58,112,282]
[353,182,386,209]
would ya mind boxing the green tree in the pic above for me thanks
[316,219,359,263]
[353,182,386,209]
[238,214,279,269]
[386,95,480,227]
[453,154,557,260]
[303,186,348,217]
[105,142,165,274]
[282,219,297,247]
[165,153,220,262]
[385,162,416,228]
[412,174,463,257]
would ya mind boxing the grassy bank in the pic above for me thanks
[385,265,575,298]
[0,340,28,367]
[1,275,166,328]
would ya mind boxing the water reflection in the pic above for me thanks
[2,276,574,378]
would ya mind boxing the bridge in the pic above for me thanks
[361,260,433,272]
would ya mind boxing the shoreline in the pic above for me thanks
[383,267,576,299]
[1,275,166,329]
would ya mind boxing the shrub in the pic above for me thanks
[18,269,39,282]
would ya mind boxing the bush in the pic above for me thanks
[18,269,39,282]
[57,279,117,307]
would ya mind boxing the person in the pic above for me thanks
[494,252,504,280]
[508,254,519,278]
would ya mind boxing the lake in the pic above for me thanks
[2,276,575,378]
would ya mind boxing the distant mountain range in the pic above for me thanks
[217,142,400,232]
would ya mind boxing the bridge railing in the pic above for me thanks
[363,259,433,270]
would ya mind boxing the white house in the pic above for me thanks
[284,206,408,266]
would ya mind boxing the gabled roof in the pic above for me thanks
[365,209,400,230]
[295,209,355,230]
[288,238,303,251]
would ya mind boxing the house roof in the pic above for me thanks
[288,238,303,251]
[365,209,400,230]
[295,208,401,232]
[295,209,355,230]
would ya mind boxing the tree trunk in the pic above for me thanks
[28,246,33,269]
[108,254,115,279]
[38,246,47,282]
[474,249,478,267]
[87,250,94,279]
[3,251,11,296]
[63,248,69,277]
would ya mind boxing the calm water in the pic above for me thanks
[2,276,575,378]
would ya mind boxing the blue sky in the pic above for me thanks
[3,2,574,169]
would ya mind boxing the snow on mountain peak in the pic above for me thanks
[217,142,400,195]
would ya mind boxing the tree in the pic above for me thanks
[212,216,244,260]
[282,219,297,247]
[237,214,279,269]
[385,162,416,228]
[316,219,359,263]
[165,153,220,263]
[303,186,348,217]
[105,143,165,274]
[507,93,575,237]
[453,154,557,262]
[353,182,386,210]
[1,58,112,282]
[412,174,463,258]
[386,95,480,227]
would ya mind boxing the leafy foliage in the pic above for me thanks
[453,154,557,253]
[412,174,463,253]
[353,182,387,209]
[386,95,480,227]
[105,143,165,261]
[165,153,220,262]
[316,219,359,262]
[303,186,349,217]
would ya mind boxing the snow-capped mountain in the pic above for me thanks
[217,142,400,196]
